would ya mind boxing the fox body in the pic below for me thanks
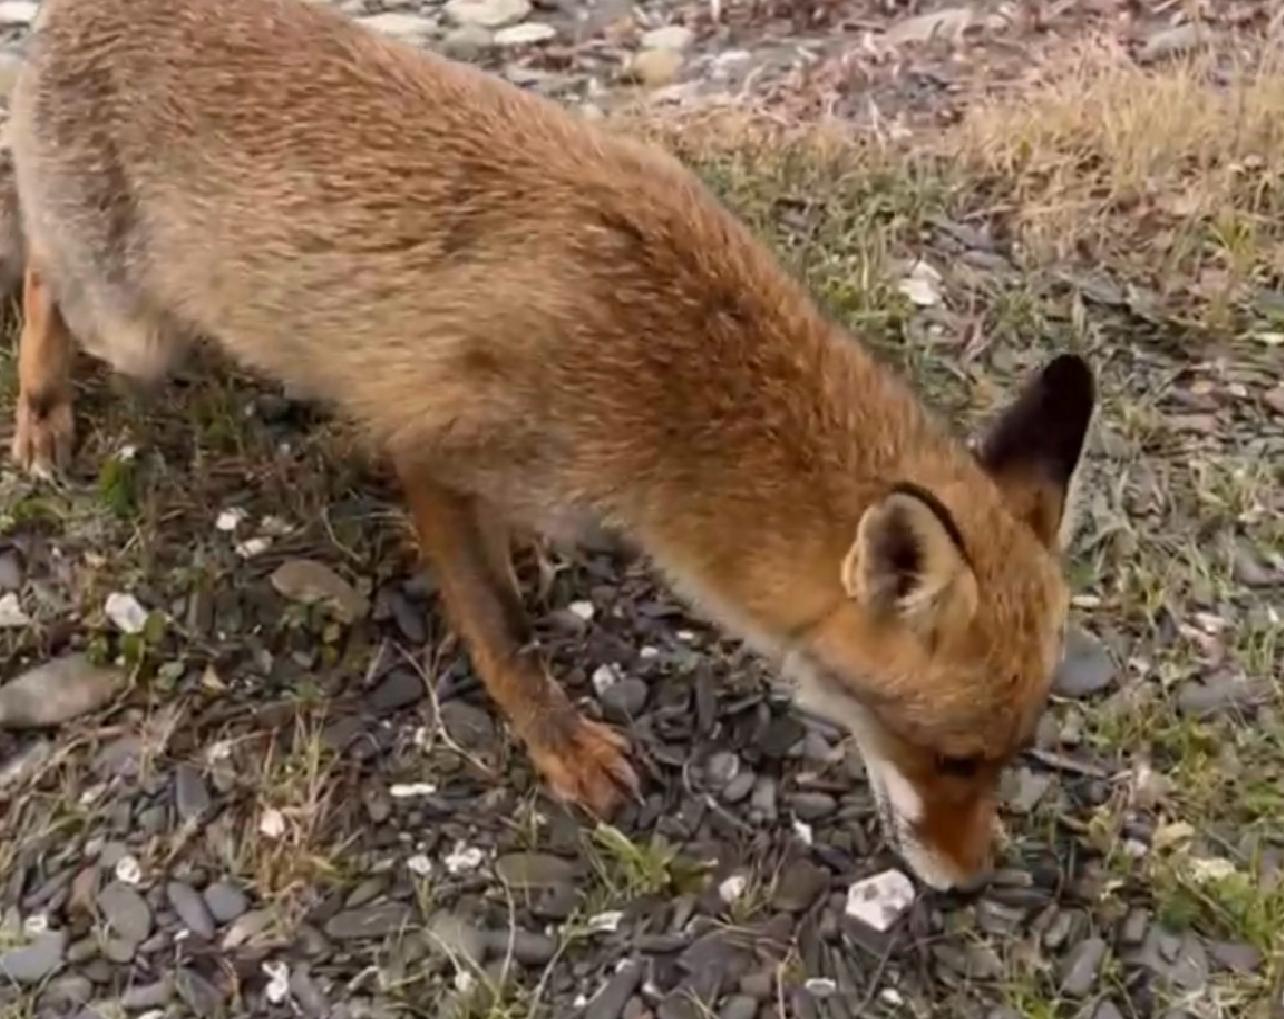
[4,0,1093,890]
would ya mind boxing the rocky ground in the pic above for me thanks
[0,1,1281,1018]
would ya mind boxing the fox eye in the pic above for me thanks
[936,754,981,778]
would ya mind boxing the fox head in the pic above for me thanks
[792,354,1095,891]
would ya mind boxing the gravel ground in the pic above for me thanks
[0,2,1281,1018]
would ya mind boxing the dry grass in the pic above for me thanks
[953,36,1284,294]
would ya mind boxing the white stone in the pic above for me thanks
[493,21,555,46]
[444,0,530,29]
[0,593,29,628]
[114,854,143,886]
[844,869,916,932]
[390,782,438,798]
[215,507,247,532]
[258,808,286,839]
[444,842,483,874]
[591,663,622,695]
[359,12,437,42]
[886,7,974,46]
[104,592,148,635]
[898,259,942,307]
[718,873,748,903]
[641,25,693,51]
[263,962,289,1005]
[0,2,38,26]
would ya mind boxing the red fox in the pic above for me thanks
[3,0,1093,890]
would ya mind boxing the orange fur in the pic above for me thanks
[3,0,1094,889]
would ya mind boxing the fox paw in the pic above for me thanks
[526,712,640,817]
[11,390,73,476]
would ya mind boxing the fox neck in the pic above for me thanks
[619,318,990,663]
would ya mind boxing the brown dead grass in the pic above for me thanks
[952,36,1284,284]
[621,32,1284,320]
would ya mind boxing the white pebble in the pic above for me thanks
[114,854,142,885]
[845,869,916,932]
[0,592,30,628]
[259,808,286,839]
[897,259,942,307]
[805,977,837,998]
[22,913,48,935]
[105,592,148,634]
[263,961,289,1004]
[235,537,272,558]
[591,663,623,695]
[215,507,247,532]
[444,842,483,874]
[792,818,814,845]
[568,600,595,621]
[390,782,439,798]
[407,854,433,877]
[718,873,748,903]
[586,910,623,934]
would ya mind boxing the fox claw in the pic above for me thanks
[527,713,640,817]
[11,392,74,475]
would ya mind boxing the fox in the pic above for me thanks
[1,0,1093,891]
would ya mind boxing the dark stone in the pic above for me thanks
[323,902,414,940]
[366,669,425,714]
[585,959,643,1019]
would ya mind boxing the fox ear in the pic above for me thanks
[842,485,977,637]
[977,354,1095,549]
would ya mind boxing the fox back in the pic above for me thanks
[7,0,1094,889]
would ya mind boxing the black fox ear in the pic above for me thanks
[976,354,1095,549]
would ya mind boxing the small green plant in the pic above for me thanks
[97,450,138,519]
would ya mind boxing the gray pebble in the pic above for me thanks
[424,911,485,964]
[0,551,21,590]
[43,973,92,1006]
[1059,936,1107,996]
[1177,678,1271,718]
[0,930,67,984]
[65,937,97,964]
[324,902,413,940]
[366,668,424,714]
[749,776,777,821]
[176,967,226,1017]
[97,881,152,945]
[771,860,828,913]
[1053,626,1116,696]
[1093,1003,1125,1019]
[290,965,331,1017]
[1209,940,1262,973]
[494,852,575,888]
[121,976,175,1009]
[584,959,641,1019]
[739,968,774,999]
[788,791,837,820]
[203,880,248,923]
[174,764,211,821]
[760,716,804,758]
[719,996,758,1019]
[1120,907,1150,945]
[167,881,216,939]
[438,700,497,748]
[483,928,556,965]
[345,877,385,909]
[704,751,740,789]
[600,677,648,721]
[721,770,755,804]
